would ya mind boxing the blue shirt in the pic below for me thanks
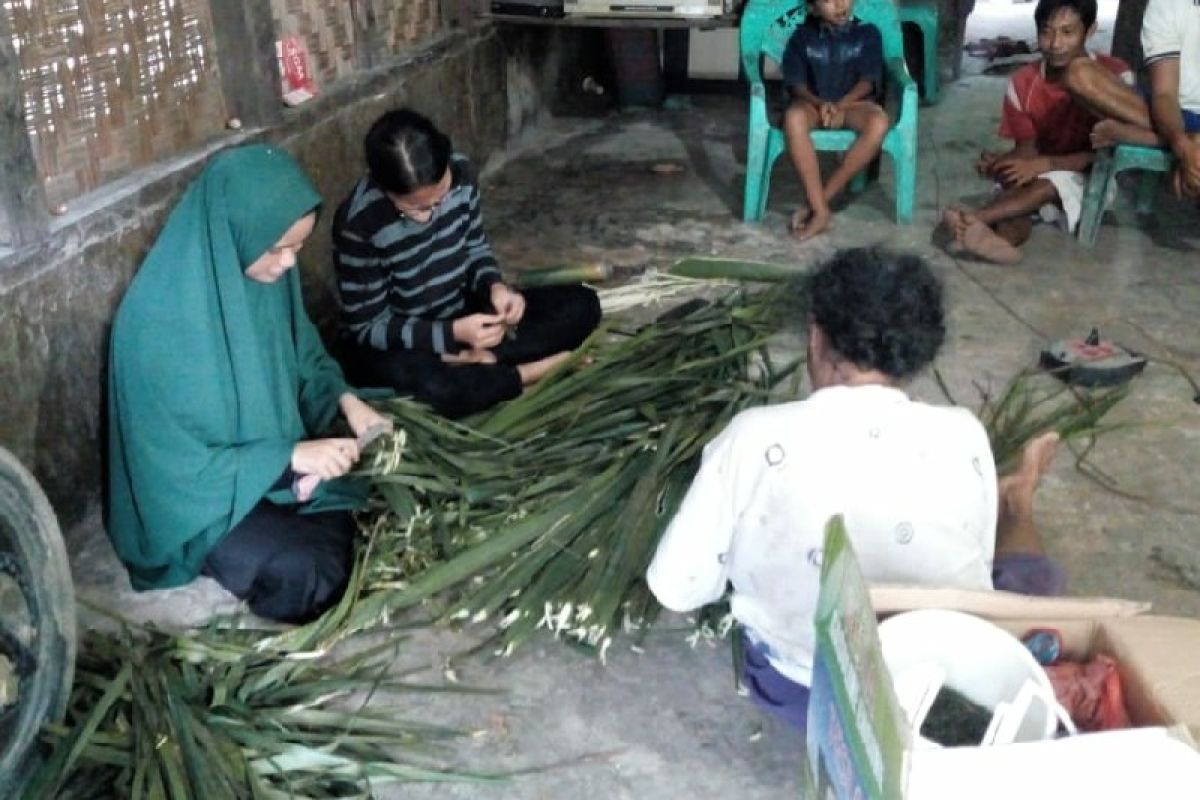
[781,16,883,103]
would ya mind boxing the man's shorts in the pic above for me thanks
[994,170,1115,233]
[992,552,1067,596]
[1136,84,1200,133]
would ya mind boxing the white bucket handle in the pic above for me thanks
[981,679,1078,746]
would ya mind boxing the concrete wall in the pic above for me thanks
[0,24,572,529]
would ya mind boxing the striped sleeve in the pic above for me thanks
[454,165,502,294]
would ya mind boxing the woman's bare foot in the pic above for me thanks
[794,207,832,241]
[1089,118,1161,149]
[517,351,571,386]
[961,219,1022,264]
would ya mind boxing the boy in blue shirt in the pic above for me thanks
[782,0,889,240]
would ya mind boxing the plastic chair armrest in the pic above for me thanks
[749,82,772,124]
[886,56,918,124]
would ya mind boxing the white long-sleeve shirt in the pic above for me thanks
[647,385,997,685]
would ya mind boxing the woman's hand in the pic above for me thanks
[292,438,359,480]
[490,282,526,326]
[452,313,505,350]
[339,393,392,439]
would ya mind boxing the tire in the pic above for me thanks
[0,447,75,795]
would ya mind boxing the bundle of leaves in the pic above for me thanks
[270,282,803,657]
[25,619,496,799]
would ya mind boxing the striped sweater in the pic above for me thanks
[332,154,503,354]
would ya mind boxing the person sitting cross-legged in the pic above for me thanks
[941,0,1133,264]
[333,109,602,419]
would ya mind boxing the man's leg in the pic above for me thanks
[821,102,890,204]
[1062,58,1165,148]
[945,179,1059,264]
[1063,57,1152,129]
[782,102,827,240]
[992,432,1067,596]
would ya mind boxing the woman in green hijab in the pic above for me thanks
[107,144,390,623]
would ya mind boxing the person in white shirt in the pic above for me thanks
[647,247,1064,733]
[1061,0,1200,197]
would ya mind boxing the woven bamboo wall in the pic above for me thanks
[4,0,227,208]
[374,0,441,55]
[268,0,443,88]
[270,0,359,89]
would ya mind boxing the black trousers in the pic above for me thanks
[339,284,602,419]
[202,501,355,624]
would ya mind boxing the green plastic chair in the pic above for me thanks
[739,0,919,224]
[1077,144,1174,247]
[897,0,939,103]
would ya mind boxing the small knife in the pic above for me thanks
[355,421,391,451]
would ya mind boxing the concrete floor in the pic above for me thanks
[69,73,1200,797]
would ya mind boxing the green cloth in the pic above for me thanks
[107,144,360,591]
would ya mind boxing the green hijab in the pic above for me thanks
[107,144,358,590]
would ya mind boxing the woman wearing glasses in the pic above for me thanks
[332,109,601,418]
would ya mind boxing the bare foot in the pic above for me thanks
[1089,118,1160,149]
[999,431,1061,504]
[941,206,969,241]
[517,351,571,385]
[794,207,832,241]
[995,431,1060,556]
[961,219,1022,264]
[789,207,812,235]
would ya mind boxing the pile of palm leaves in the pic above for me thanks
[26,265,1136,797]
[25,618,496,799]
[271,280,803,657]
[274,272,1135,662]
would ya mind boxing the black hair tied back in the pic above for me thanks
[364,108,452,195]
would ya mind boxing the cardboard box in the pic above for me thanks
[806,518,1200,799]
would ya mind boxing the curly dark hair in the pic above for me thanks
[806,247,946,380]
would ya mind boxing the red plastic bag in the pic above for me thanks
[1045,653,1132,732]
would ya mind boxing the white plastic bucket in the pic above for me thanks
[878,609,1058,745]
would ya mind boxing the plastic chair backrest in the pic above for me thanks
[740,0,905,88]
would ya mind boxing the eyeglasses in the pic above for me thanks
[391,180,452,224]
[395,195,446,222]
